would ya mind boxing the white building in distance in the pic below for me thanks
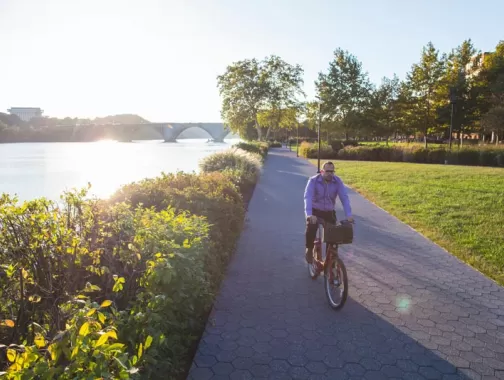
[7,107,43,122]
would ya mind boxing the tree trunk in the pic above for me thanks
[254,119,262,141]
[265,126,272,140]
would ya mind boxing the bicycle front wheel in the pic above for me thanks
[324,256,348,310]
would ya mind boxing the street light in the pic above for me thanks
[449,87,457,150]
[296,121,299,157]
[317,101,321,173]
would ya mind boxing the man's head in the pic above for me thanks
[321,161,335,181]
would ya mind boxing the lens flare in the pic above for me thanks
[396,295,412,314]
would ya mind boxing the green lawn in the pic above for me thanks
[309,159,504,285]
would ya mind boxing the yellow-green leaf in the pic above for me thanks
[137,342,143,360]
[79,322,90,337]
[131,355,138,366]
[86,308,97,317]
[144,336,153,350]
[97,312,106,324]
[28,295,41,303]
[100,300,112,308]
[48,344,58,361]
[95,333,109,348]
[107,330,118,340]
[34,334,45,348]
[71,345,79,359]
[6,348,16,362]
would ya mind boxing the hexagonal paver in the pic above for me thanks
[269,359,290,373]
[186,150,504,380]
[212,362,234,375]
[189,367,213,380]
[230,369,253,380]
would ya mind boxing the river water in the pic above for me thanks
[0,139,241,202]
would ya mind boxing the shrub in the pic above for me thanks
[233,141,268,160]
[199,148,263,190]
[1,146,263,379]
[337,144,504,167]
[109,171,245,288]
[299,141,334,159]
[0,189,214,379]
[268,141,282,148]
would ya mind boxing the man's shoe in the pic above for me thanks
[305,248,313,264]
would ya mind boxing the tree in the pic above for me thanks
[260,55,305,139]
[406,42,445,147]
[481,105,504,144]
[217,55,304,141]
[316,48,372,140]
[436,39,480,143]
[367,75,401,143]
[217,58,267,140]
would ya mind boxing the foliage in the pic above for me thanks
[217,55,304,140]
[316,48,372,140]
[199,148,263,193]
[337,144,504,167]
[0,147,265,379]
[233,141,269,159]
[268,141,282,148]
[299,141,333,159]
[308,160,504,285]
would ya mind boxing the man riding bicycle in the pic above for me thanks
[303,161,353,263]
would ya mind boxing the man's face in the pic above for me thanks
[321,164,335,181]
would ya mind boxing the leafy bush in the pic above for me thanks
[1,147,263,379]
[109,171,245,287]
[299,141,334,159]
[337,144,504,167]
[199,148,263,193]
[0,190,212,379]
[268,141,282,148]
[233,141,268,160]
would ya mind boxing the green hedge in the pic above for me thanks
[337,145,504,167]
[268,141,282,148]
[0,148,265,379]
[299,141,333,159]
[233,141,269,160]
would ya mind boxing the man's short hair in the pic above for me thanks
[322,161,334,169]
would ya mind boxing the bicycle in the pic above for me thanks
[307,217,354,310]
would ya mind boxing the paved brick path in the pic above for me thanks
[188,149,504,380]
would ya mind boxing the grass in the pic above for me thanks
[309,159,504,285]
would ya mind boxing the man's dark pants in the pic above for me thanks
[305,208,337,249]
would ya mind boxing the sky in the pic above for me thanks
[0,0,502,123]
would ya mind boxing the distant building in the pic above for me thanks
[7,107,43,122]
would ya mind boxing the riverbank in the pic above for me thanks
[309,159,504,285]
[0,141,268,379]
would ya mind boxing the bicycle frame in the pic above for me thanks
[313,221,339,277]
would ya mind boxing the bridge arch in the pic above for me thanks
[162,123,231,142]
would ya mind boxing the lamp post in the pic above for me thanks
[296,121,299,157]
[449,87,456,150]
[317,101,321,173]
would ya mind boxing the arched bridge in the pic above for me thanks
[111,122,231,142]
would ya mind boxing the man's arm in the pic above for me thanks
[336,177,352,219]
[303,177,315,218]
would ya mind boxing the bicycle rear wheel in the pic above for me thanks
[324,255,348,310]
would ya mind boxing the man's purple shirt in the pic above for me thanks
[303,174,352,219]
